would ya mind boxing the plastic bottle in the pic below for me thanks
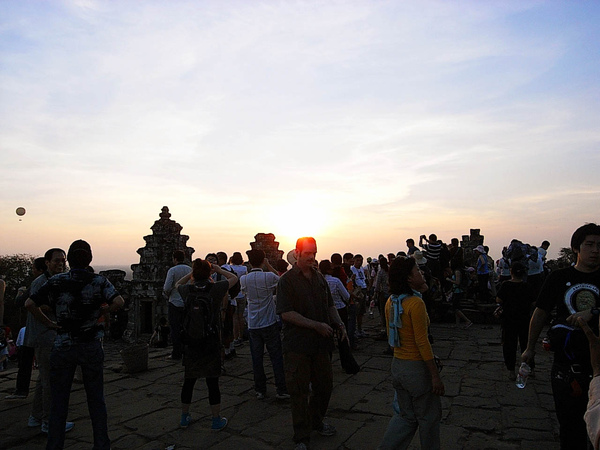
[516,362,531,389]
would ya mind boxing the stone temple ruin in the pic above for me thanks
[128,207,194,336]
[461,228,484,267]
[122,208,286,338]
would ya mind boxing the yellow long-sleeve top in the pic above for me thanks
[385,295,434,361]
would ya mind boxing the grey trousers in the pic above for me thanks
[31,346,52,422]
[379,358,442,450]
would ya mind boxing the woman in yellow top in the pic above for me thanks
[379,256,445,450]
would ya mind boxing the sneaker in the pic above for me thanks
[28,416,42,428]
[211,416,228,431]
[233,338,244,347]
[224,349,236,360]
[275,392,290,400]
[256,391,265,400]
[316,422,336,436]
[180,413,191,429]
[6,392,27,400]
[294,443,308,450]
[41,421,74,434]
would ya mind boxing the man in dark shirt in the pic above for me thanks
[277,237,348,450]
[522,223,600,449]
[406,238,419,256]
[26,240,124,450]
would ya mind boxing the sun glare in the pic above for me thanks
[266,196,331,243]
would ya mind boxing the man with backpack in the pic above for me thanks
[25,240,124,450]
[175,258,238,431]
[163,250,192,361]
[522,223,600,449]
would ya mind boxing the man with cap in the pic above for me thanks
[26,240,124,450]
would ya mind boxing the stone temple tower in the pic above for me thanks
[129,207,194,336]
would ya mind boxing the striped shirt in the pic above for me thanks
[423,242,441,260]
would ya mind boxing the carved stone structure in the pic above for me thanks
[129,207,194,336]
[461,228,485,268]
[98,269,130,340]
[249,233,284,265]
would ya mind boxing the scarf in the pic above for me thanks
[388,290,423,348]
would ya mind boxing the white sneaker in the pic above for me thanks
[28,416,41,427]
[41,421,75,434]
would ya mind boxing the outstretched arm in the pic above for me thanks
[522,307,549,364]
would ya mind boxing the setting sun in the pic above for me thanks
[265,194,331,243]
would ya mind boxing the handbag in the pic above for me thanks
[338,334,360,374]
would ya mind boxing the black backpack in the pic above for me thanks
[216,267,241,299]
[182,284,219,348]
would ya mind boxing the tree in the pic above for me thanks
[546,247,575,272]
[0,254,36,331]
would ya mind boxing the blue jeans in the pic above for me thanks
[47,340,109,450]
[168,303,185,359]
[249,323,287,395]
[379,358,441,450]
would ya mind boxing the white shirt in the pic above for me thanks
[231,264,248,300]
[351,265,368,289]
[538,247,547,262]
[240,269,279,329]
[163,264,192,308]
[528,254,544,276]
[16,327,26,347]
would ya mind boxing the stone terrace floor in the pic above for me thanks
[1,314,560,450]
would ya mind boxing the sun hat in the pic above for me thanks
[413,251,427,265]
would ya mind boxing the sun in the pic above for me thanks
[265,195,331,243]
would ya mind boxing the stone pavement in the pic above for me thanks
[1,316,560,450]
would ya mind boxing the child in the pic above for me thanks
[149,317,170,348]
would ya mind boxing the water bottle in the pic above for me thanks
[516,362,531,389]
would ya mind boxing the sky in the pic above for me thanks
[1,0,599,267]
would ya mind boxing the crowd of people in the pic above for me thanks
[2,225,600,449]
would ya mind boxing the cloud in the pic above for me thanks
[0,1,599,263]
